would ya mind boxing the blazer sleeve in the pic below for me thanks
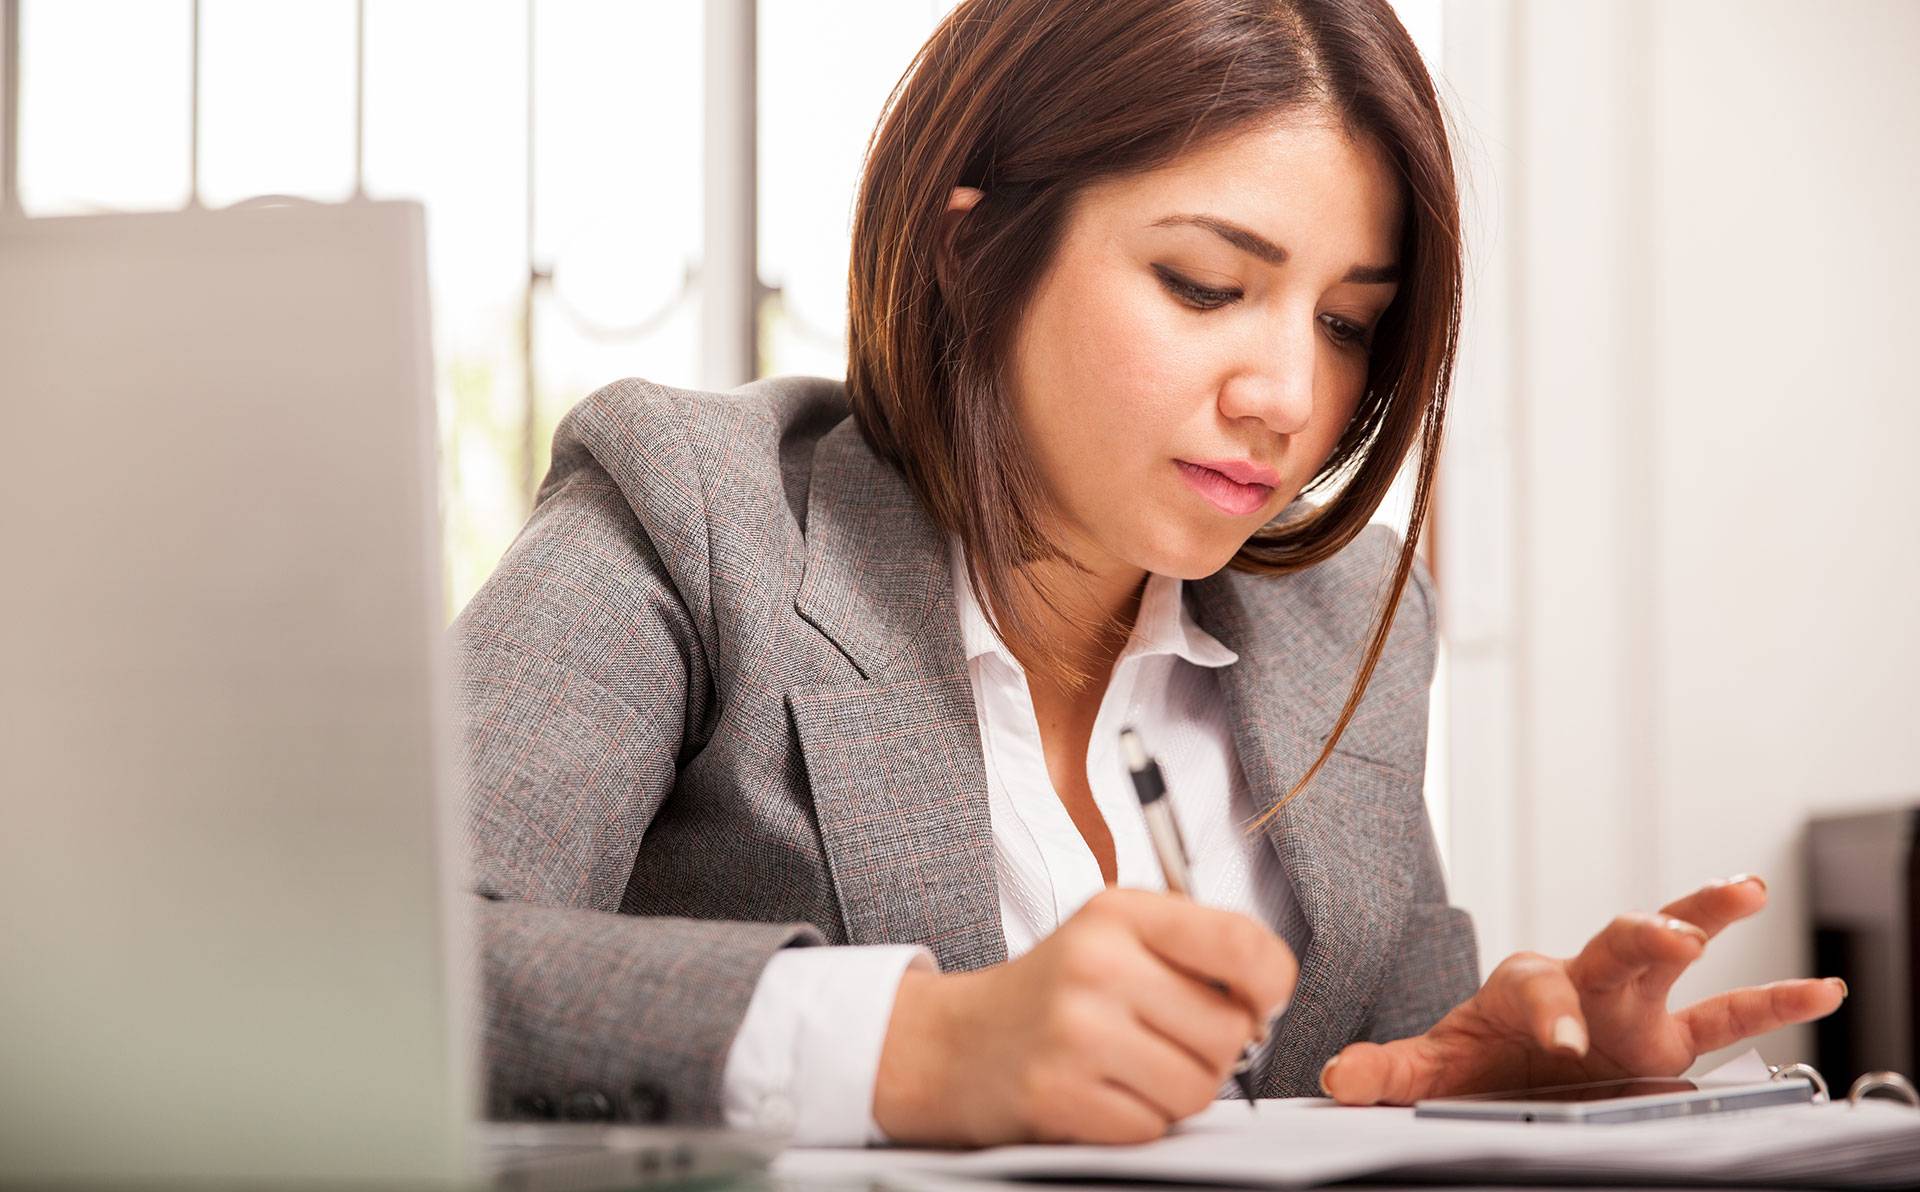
[1357,551,1483,1044]
[451,454,823,1127]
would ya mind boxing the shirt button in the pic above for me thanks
[628,1080,671,1123]
[561,1089,613,1121]
[510,1093,556,1120]
[757,1092,797,1133]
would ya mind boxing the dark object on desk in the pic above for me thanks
[1806,804,1920,1091]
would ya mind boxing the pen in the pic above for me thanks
[1119,726,1263,1110]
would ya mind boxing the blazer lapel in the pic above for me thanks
[1190,572,1427,1096]
[787,421,1008,973]
[784,421,1423,1062]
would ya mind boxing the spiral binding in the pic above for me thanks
[1767,1062,1919,1109]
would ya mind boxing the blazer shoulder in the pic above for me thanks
[1212,519,1438,771]
[540,372,851,538]
[1315,520,1436,665]
[1225,520,1435,662]
[529,375,853,640]
[545,373,849,493]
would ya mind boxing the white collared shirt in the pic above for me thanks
[720,536,1304,1144]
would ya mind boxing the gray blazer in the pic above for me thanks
[451,372,1479,1128]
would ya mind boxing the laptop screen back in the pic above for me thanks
[0,200,476,1184]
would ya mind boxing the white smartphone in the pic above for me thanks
[1413,1075,1817,1124]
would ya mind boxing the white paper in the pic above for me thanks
[773,1050,1920,1190]
[1695,1046,1779,1085]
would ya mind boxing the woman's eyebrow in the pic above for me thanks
[1149,212,1401,284]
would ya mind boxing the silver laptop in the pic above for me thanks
[0,200,782,1188]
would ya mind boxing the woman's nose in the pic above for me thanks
[1216,327,1316,434]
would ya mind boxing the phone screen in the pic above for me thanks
[1437,1077,1701,1104]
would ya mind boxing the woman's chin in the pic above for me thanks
[1133,531,1245,581]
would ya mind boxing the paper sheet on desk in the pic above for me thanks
[773,1051,1920,1190]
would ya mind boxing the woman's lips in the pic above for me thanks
[1174,459,1274,516]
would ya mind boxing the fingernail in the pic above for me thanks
[1319,1055,1341,1095]
[1552,1014,1588,1057]
[1828,977,1849,999]
[1666,917,1709,944]
[1716,872,1767,894]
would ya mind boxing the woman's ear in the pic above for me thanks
[935,186,986,299]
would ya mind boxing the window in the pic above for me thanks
[11,1,1455,867]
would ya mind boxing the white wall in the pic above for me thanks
[1439,0,1920,1073]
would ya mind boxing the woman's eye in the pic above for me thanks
[1321,314,1375,351]
[1155,265,1376,353]
[1152,262,1382,351]
[1154,266,1240,310]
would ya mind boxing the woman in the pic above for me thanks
[453,0,1843,1149]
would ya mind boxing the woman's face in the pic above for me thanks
[966,114,1405,587]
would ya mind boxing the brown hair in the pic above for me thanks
[845,0,1459,827]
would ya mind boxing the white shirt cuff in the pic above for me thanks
[719,943,937,1146]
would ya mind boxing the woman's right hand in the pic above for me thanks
[871,887,1298,1147]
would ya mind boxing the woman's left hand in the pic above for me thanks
[1319,875,1848,1105]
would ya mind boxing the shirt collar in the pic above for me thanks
[947,533,1238,672]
